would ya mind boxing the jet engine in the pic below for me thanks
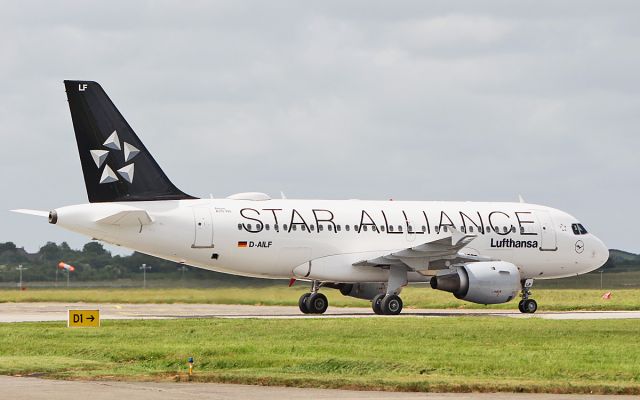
[430,261,520,304]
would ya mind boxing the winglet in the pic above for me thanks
[449,227,476,247]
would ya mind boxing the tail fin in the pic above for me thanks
[64,80,195,203]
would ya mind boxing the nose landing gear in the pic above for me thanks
[518,278,537,314]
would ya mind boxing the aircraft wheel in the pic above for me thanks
[306,292,328,314]
[298,293,311,314]
[381,294,403,315]
[523,299,537,314]
[372,294,385,315]
[518,300,525,313]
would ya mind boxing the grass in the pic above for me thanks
[0,318,638,394]
[0,286,639,311]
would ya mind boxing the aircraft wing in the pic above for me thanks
[352,229,490,272]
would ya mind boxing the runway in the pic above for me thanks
[1,376,637,400]
[1,302,639,322]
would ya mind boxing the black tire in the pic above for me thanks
[307,292,328,314]
[381,294,403,315]
[298,293,311,314]
[372,293,385,315]
[524,299,537,314]
[518,300,525,313]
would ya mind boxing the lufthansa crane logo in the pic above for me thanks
[89,131,140,184]
[575,240,584,254]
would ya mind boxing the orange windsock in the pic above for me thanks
[58,262,75,272]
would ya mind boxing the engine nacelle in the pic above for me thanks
[325,282,387,300]
[430,261,520,304]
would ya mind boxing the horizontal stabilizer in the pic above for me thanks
[10,209,49,217]
[95,209,153,226]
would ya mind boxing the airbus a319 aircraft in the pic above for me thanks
[14,81,609,315]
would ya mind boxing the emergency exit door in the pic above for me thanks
[192,207,214,248]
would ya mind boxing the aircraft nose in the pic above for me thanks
[592,236,609,268]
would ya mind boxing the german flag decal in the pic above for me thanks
[237,241,248,248]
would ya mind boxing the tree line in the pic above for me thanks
[0,241,263,285]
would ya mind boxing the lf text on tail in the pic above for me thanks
[13,81,609,315]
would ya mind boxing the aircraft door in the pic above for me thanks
[536,210,557,251]
[192,207,214,248]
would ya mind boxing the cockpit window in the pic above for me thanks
[572,223,588,235]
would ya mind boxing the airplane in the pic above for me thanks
[12,80,609,315]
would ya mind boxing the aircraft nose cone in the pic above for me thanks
[593,237,609,268]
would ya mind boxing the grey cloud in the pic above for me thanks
[0,0,638,254]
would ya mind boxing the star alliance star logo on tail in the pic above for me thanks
[89,131,140,184]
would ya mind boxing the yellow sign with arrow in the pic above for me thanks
[67,309,100,327]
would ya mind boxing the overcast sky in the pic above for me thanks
[1,1,638,254]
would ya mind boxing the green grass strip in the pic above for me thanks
[0,318,638,394]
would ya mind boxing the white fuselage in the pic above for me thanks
[51,198,609,283]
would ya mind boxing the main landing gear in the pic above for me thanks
[299,280,329,314]
[518,278,537,314]
[371,293,403,315]
[371,265,408,315]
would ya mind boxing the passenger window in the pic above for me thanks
[511,226,516,233]
[292,225,297,231]
[274,224,279,232]
[398,225,403,232]
[503,226,508,233]
[257,224,263,230]
[319,225,324,232]
[421,226,426,233]
[380,225,386,232]
[389,225,394,232]
[237,223,242,230]
[435,226,440,233]
[310,224,315,231]
[283,224,288,231]
[301,225,306,231]
[265,224,270,231]
[337,225,341,232]
[408,225,413,232]
[469,226,474,233]
[520,227,525,234]
[461,226,466,233]
[363,226,368,232]
[247,224,252,230]
[345,225,350,232]
[328,225,333,232]
[443,226,448,232]
[486,226,491,233]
